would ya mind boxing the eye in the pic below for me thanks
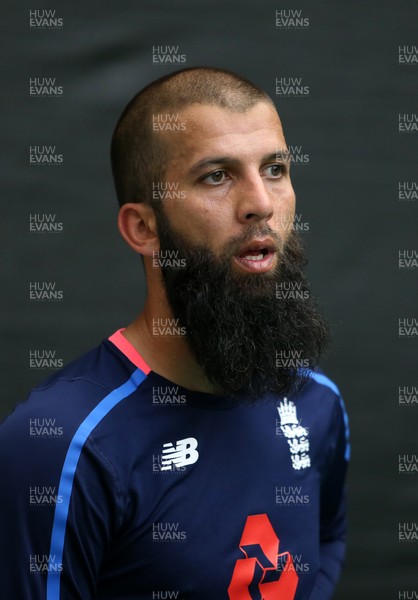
[264,164,285,178]
[202,170,228,185]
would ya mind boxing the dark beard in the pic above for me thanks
[154,208,329,401]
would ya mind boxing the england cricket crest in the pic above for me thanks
[277,398,311,470]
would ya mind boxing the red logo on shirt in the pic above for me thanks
[228,514,298,600]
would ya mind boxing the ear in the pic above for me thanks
[118,202,160,257]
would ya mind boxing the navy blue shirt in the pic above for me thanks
[0,329,350,599]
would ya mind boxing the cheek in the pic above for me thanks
[283,187,296,211]
[272,187,296,238]
[191,212,230,248]
[162,198,228,248]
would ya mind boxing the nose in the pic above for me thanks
[235,171,274,224]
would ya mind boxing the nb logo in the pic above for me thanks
[160,437,199,471]
[228,514,298,599]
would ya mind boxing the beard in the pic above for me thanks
[154,207,329,402]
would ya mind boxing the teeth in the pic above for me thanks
[242,253,264,261]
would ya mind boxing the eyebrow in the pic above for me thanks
[189,150,291,174]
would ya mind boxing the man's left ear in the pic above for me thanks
[117,202,160,256]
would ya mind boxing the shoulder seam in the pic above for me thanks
[31,376,128,396]
[309,372,341,397]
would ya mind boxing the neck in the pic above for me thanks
[122,292,214,394]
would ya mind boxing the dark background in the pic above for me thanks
[1,1,417,597]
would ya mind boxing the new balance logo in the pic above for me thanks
[160,437,199,471]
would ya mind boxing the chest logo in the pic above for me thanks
[228,514,298,599]
[160,437,199,471]
[277,398,311,470]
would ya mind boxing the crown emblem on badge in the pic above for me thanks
[277,398,298,426]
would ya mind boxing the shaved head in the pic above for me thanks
[111,67,275,206]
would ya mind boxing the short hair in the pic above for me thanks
[110,67,274,207]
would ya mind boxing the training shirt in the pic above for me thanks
[0,328,350,600]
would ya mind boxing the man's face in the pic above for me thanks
[157,102,295,271]
[150,101,328,401]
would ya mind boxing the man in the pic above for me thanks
[0,67,349,599]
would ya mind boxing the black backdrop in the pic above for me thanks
[1,1,417,597]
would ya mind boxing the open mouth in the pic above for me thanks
[239,247,270,261]
[234,240,276,273]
